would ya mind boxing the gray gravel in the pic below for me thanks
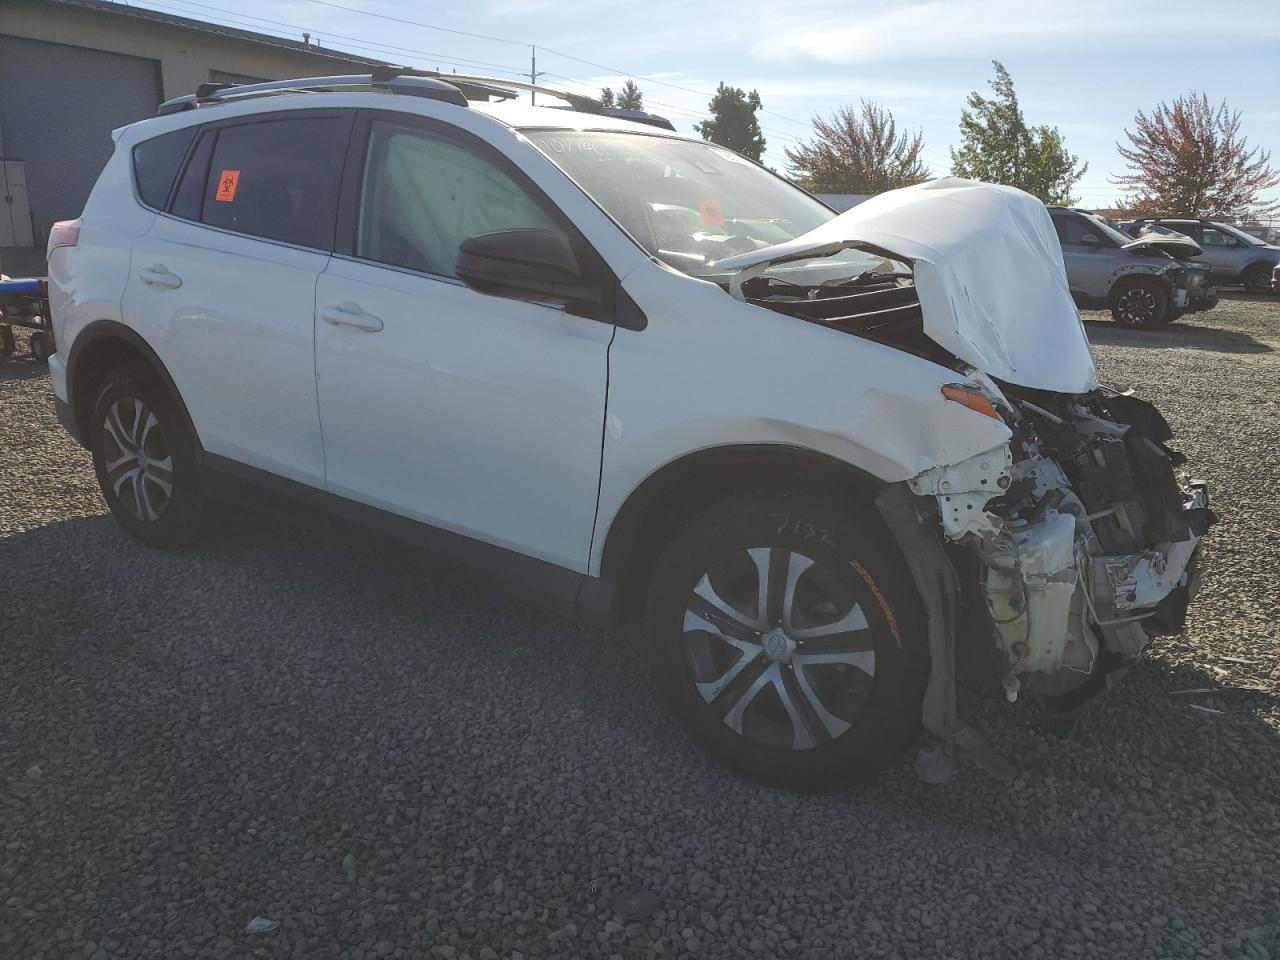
[2,296,1279,960]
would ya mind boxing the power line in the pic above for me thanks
[129,0,532,77]
[277,0,819,129]
[125,0,810,145]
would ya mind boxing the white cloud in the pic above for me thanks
[750,0,1280,64]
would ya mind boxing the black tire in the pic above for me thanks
[29,331,53,363]
[90,361,206,548]
[1110,277,1170,328]
[643,488,929,790]
[0,325,14,358]
[1243,264,1273,295]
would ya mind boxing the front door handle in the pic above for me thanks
[321,301,383,332]
[139,264,182,290]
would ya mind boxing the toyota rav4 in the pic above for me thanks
[47,71,1212,789]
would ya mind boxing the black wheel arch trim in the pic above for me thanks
[1110,271,1173,299]
[598,442,888,587]
[1243,258,1279,278]
[65,320,204,456]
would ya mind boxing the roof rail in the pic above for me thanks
[374,67,676,130]
[155,68,676,130]
[157,73,468,116]
[373,67,600,111]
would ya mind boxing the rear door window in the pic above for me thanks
[195,114,352,250]
[132,127,197,210]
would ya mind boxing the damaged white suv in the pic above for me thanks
[47,72,1212,789]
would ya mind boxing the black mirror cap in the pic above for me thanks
[456,228,605,315]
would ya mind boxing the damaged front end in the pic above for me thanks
[910,383,1213,708]
[711,179,1215,758]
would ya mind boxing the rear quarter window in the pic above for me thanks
[132,127,197,210]
[196,115,351,250]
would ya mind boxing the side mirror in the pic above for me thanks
[456,228,605,317]
[1079,233,1101,246]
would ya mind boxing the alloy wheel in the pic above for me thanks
[1116,286,1158,325]
[1246,268,1272,294]
[682,548,877,751]
[101,397,174,522]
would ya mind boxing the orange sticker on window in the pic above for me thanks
[699,199,724,228]
[214,169,240,202]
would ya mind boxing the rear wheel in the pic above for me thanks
[29,331,53,363]
[1243,264,1273,295]
[90,362,206,548]
[1110,277,1170,328]
[643,489,928,790]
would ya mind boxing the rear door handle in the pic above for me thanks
[321,301,383,332]
[139,264,182,290]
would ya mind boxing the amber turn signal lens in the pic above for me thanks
[941,384,1000,420]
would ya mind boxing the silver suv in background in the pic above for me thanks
[1123,219,1280,294]
[1049,208,1217,328]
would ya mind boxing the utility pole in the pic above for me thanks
[530,45,545,105]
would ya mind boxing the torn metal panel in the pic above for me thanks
[903,385,1211,702]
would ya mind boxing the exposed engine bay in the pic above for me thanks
[910,384,1213,699]
[735,267,944,363]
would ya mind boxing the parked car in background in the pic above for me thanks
[1049,207,1217,327]
[1122,218,1280,294]
[46,72,1212,788]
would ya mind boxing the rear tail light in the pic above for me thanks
[48,219,81,255]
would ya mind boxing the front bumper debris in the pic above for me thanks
[906,386,1212,718]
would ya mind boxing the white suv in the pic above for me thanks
[47,71,1212,788]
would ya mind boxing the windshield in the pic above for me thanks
[1084,214,1137,248]
[523,130,836,276]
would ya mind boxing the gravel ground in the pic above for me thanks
[2,295,1279,960]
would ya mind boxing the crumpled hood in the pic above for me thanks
[712,177,1098,394]
[1123,231,1202,258]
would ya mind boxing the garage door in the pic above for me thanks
[0,35,161,243]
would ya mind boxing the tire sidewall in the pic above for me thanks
[644,489,928,790]
[90,362,204,548]
[1244,264,1271,295]
[1111,277,1169,328]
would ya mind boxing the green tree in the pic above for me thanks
[600,87,615,108]
[950,60,1086,204]
[616,79,644,111]
[785,100,930,194]
[695,83,766,162]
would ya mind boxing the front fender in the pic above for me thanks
[593,262,1013,575]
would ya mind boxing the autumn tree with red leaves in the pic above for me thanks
[786,100,930,195]
[1113,93,1280,217]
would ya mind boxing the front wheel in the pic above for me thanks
[643,490,928,790]
[90,362,206,548]
[1243,264,1274,295]
[1110,277,1170,328]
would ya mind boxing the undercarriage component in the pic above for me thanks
[906,386,1212,705]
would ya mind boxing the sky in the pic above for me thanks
[127,0,1280,209]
